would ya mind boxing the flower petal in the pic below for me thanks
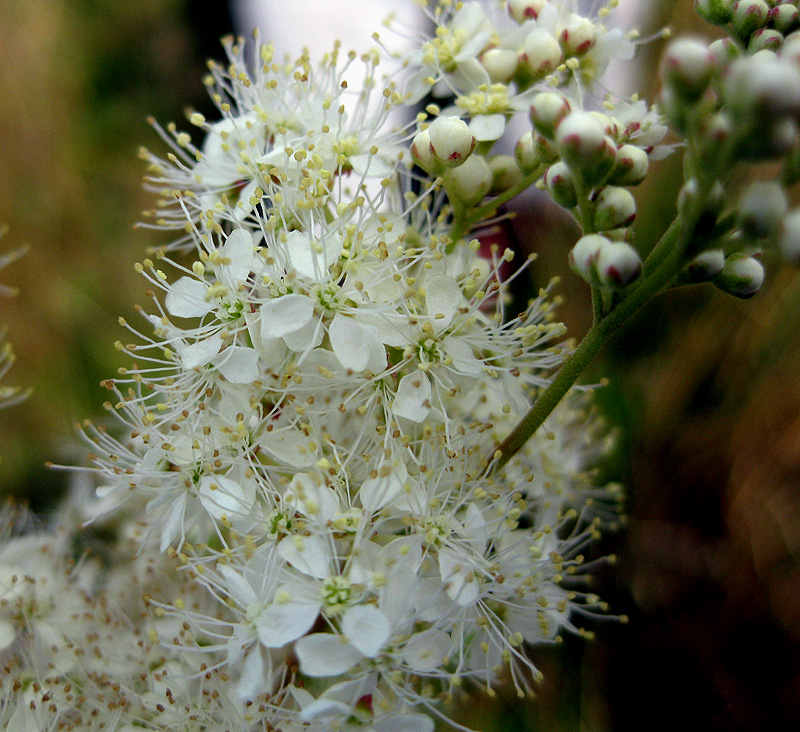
[341,605,391,658]
[260,294,315,338]
[392,371,432,422]
[166,277,214,319]
[294,633,364,676]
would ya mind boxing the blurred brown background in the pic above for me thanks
[0,0,799,730]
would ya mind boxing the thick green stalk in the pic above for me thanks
[492,217,684,470]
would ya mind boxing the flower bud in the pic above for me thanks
[545,162,578,209]
[698,112,733,169]
[708,38,742,69]
[609,144,649,186]
[489,155,524,194]
[535,134,560,165]
[772,6,800,35]
[679,249,726,284]
[521,28,563,80]
[411,128,436,172]
[559,15,597,56]
[748,29,784,54]
[481,48,519,84]
[694,0,734,25]
[508,0,548,23]
[596,241,642,288]
[732,0,770,42]
[723,56,800,124]
[555,112,616,184]
[593,187,637,231]
[738,181,789,239]
[568,233,608,281]
[678,179,726,241]
[777,209,800,263]
[661,38,713,101]
[515,131,541,173]
[444,155,492,207]
[427,116,477,169]
[529,92,572,139]
[715,253,765,298]
[737,117,798,160]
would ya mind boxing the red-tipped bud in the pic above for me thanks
[569,233,608,281]
[529,92,572,140]
[521,28,563,79]
[445,155,492,207]
[661,38,713,101]
[738,181,789,239]
[515,131,541,174]
[715,254,765,298]
[596,241,642,288]
[427,116,477,169]
[609,145,649,186]
[508,0,548,23]
[545,162,578,209]
[593,187,637,231]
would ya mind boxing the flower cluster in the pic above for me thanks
[9,0,798,730]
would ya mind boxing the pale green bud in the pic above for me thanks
[545,162,578,209]
[749,29,784,54]
[715,253,765,297]
[593,187,637,231]
[445,155,492,207]
[508,0,548,23]
[481,48,519,84]
[724,56,800,124]
[529,92,572,139]
[661,38,713,100]
[555,112,615,184]
[708,38,742,70]
[521,28,563,79]
[609,144,649,186]
[535,134,560,165]
[411,128,436,172]
[428,116,477,169]
[738,181,789,239]
[777,209,800,263]
[596,241,642,288]
[488,155,524,194]
[732,0,770,42]
[694,0,734,25]
[515,131,541,174]
[569,233,608,281]
[771,6,799,35]
[679,249,726,284]
[559,15,597,56]
[780,32,800,65]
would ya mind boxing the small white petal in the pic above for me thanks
[215,345,260,383]
[329,313,370,371]
[392,371,432,422]
[237,648,265,700]
[284,230,343,281]
[341,605,391,658]
[469,113,507,141]
[278,534,331,579]
[424,275,461,329]
[180,332,223,370]
[165,277,214,318]
[260,294,315,338]
[282,315,324,352]
[439,547,480,607]
[198,474,255,521]
[0,619,16,651]
[220,228,257,283]
[295,633,364,676]
[256,600,319,648]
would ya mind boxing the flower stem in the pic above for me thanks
[492,216,684,470]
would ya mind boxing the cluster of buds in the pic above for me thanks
[695,0,800,45]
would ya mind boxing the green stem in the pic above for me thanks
[492,216,683,471]
[449,166,544,243]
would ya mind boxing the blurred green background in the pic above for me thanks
[1,0,799,730]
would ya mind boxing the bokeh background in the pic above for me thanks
[1,1,799,730]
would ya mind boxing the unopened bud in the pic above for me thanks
[559,15,597,56]
[529,92,572,139]
[545,162,578,209]
[698,112,733,170]
[661,38,713,101]
[569,234,608,281]
[708,38,742,70]
[515,131,541,173]
[678,179,726,240]
[724,56,800,124]
[593,187,637,231]
[738,181,789,239]
[749,29,784,54]
[609,144,649,186]
[444,155,492,207]
[715,253,765,298]
[411,128,436,172]
[427,116,477,169]
[777,209,800,263]
[732,0,770,42]
[679,249,726,284]
[481,48,519,84]
[489,155,523,194]
[508,0,548,23]
[596,241,642,288]
[521,28,563,80]
[694,0,734,25]
[772,5,800,35]
[535,134,560,165]
[556,112,608,170]
[738,116,798,161]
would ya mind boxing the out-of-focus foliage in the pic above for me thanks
[0,0,231,502]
